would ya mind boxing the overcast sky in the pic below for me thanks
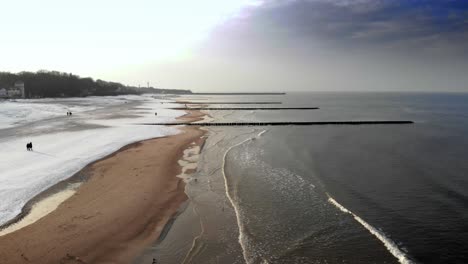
[1,0,467,92]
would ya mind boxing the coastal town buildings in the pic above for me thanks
[0,81,25,99]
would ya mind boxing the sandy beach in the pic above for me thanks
[0,110,206,264]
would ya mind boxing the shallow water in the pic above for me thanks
[143,92,468,263]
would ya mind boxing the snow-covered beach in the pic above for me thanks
[0,95,184,226]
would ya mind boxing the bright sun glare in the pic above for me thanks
[0,0,262,73]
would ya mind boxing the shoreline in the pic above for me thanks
[0,136,161,233]
[0,110,206,263]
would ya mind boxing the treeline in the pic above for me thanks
[0,70,191,98]
[137,87,192,94]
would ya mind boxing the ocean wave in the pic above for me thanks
[222,136,255,263]
[327,194,414,264]
[257,130,268,137]
[223,130,322,264]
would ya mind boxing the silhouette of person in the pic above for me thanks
[155,112,157,116]
[29,142,33,151]
[26,142,29,151]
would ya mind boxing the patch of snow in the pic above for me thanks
[0,95,185,225]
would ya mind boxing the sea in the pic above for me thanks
[137,92,468,264]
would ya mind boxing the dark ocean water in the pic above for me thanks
[143,92,468,264]
[224,92,468,263]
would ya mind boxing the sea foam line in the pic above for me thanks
[222,136,256,264]
[257,129,267,137]
[327,194,413,264]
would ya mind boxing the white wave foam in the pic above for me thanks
[327,195,413,264]
[223,130,318,264]
[222,136,254,264]
[257,130,268,137]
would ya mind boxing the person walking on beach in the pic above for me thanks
[26,142,33,151]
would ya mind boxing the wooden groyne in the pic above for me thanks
[192,92,285,95]
[139,121,414,126]
[174,102,283,105]
[168,107,319,110]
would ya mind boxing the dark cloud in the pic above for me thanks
[205,0,468,55]
[189,0,468,92]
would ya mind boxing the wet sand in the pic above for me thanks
[0,110,205,264]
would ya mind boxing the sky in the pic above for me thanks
[1,0,467,92]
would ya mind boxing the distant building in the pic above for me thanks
[7,88,21,97]
[0,88,7,98]
[0,81,26,99]
[14,81,25,98]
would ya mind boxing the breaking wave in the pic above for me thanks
[327,194,414,264]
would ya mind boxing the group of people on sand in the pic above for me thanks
[66,111,73,116]
[26,142,33,151]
